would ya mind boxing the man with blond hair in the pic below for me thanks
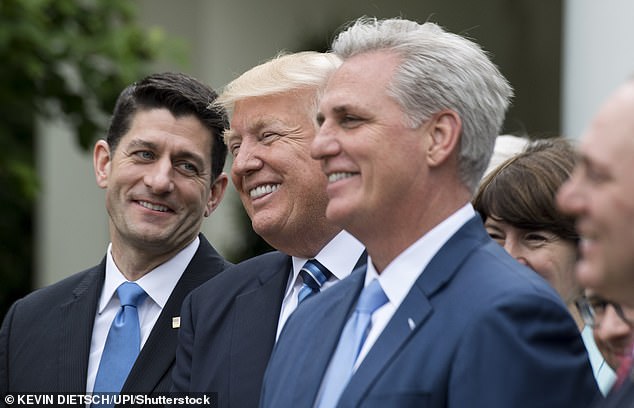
[171,52,366,408]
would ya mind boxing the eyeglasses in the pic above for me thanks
[575,295,634,328]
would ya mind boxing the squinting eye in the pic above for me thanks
[485,231,505,246]
[487,232,503,240]
[484,226,503,241]
[178,162,198,174]
[136,151,154,160]
[340,115,362,127]
[230,144,240,156]
[261,132,280,141]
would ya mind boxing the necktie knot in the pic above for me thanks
[117,282,147,308]
[297,259,332,303]
[355,279,388,314]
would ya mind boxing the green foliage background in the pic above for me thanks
[0,0,168,318]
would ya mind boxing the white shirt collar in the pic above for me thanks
[98,236,200,313]
[290,229,364,287]
[366,204,476,307]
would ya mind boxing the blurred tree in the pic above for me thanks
[0,0,170,318]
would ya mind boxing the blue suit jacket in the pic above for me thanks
[261,217,600,408]
[172,250,367,408]
[0,234,229,402]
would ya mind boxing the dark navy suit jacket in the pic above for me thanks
[172,250,367,408]
[261,217,600,408]
[0,234,229,402]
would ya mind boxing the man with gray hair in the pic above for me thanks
[261,17,599,407]
[171,52,366,408]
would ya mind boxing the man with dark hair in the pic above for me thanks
[0,72,231,401]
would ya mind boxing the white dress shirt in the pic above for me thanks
[582,325,616,395]
[85,237,198,393]
[353,204,475,370]
[276,230,365,340]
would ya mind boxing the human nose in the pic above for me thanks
[144,157,174,194]
[231,138,263,177]
[311,118,340,161]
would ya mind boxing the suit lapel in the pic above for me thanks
[123,235,228,392]
[58,262,104,392]
[341,217,487,404]
[230,254,291,404]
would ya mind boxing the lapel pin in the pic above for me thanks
[172,316,181,329]
[407,318,415,330]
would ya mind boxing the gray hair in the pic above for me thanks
[332,17,513,192]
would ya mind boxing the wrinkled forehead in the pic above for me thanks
[223,98,281,145]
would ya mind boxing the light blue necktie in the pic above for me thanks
[316,279,388,408]
[92,282,147,406]
[297,259,332,304]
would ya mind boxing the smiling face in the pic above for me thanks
[311,52,434,249]
[226,90,336,255]
[587,290,634,371]
[484,217,579,303]
[557,81,634,307]
[94,108,227,262]
[311,51,467,270]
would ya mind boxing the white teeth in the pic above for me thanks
[249,184,280,199]
[328,172,355,183]
[139,201,170,212]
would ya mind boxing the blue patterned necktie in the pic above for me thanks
[92,282,147,406]
[316,279,388,408]
[297,259,332,304]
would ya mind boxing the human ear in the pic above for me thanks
[93,140,111,189]
[426,110,462,167]
[204,172,229,217]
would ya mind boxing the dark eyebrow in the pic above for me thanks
[317,104,355,124]
[128,139,158,151]
[128,138,206,169]
[332,105,352,114]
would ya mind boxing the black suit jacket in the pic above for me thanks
[171,250,367,408]
[0,234,229,401]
